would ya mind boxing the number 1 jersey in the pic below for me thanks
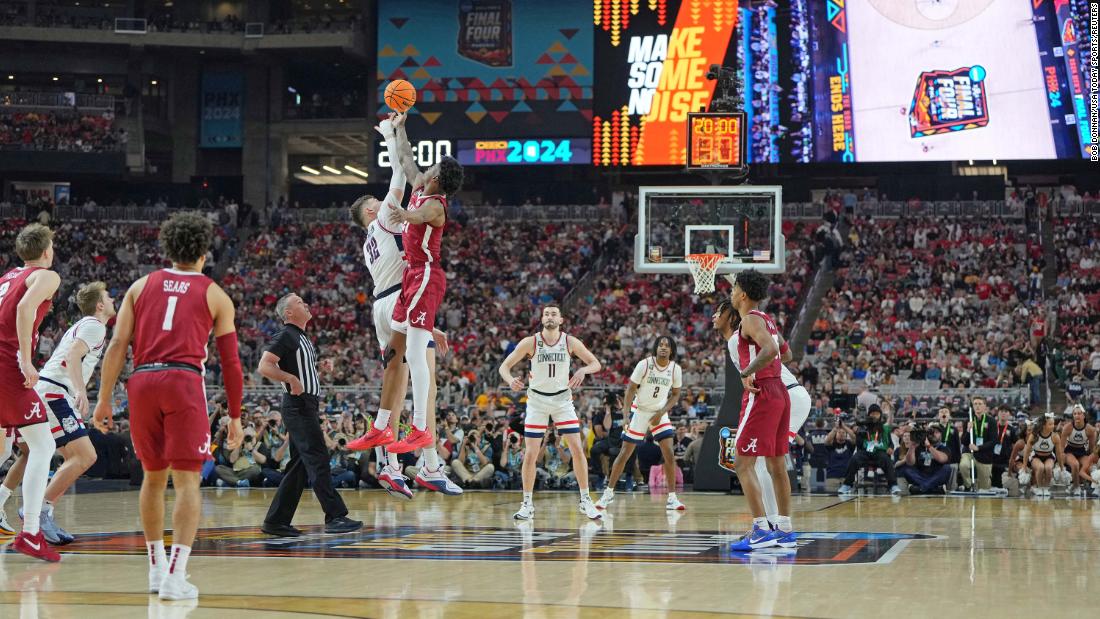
[132,268,214,369]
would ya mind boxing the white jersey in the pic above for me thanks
[630,356,682,411]
[529,331,570,393]
[1033,433,1055,456]
[727,330,799,386]
[362,198,405,296]
[39,316,107,393]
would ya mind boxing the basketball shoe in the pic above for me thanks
[414,465,463,495]
[378,465,414,500]
[158,575,199,601]
[12,531,61,562]
[347,426,394,451]
[729,524,779,552]
[579,496,602,520]
[513,501,535,520]
[388,427,434,454]
[595,487,615,510]
[665,494,686,511]
[19,507,74,545]
[0,510,15,536]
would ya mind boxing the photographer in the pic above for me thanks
[824,413,857,492]
[838,404,901,495]
[215,429,265,488]
[589,392,625,485]
[451,428,495,488]
[897,424,951,494]
[495,431,524,489]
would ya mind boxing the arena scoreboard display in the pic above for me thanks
[456,138,591,166]
[686,112,746,172]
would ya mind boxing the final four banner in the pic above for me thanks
[199,72,243,149]
[457,0,513,67]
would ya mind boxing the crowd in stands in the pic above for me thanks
[0,3,362,33]
[1050,209,1100,415]
[0,110,124,152]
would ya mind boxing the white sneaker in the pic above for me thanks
[666,495,686,511]
[0,511,15,536]
[579,497,602,520]
[149,568,166,593]
[513,501,535,520]
[414,466,464,495]
[158,575,199,600]
[595,488,615,510]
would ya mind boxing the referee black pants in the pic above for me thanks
[264,394,348,526]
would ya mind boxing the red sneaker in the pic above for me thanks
[12,531,61,562]
[347,426,395,451]
[387,427,434,454]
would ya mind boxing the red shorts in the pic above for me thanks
[735,377,791,458]
[0,362,49,428]
[127,369,211,472]
[391,263,447,332]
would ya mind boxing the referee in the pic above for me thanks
[258,293,361,537]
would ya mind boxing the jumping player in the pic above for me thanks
[1061,404,1096,497]
[0,281,114,545]
[1022,414,1063,498]
[713,297,811,532]
[0,223,61,561]
[498,305,603,521]
[93,213,244,600]
[345,114,451,499]
[378,112,464,495]
[595,335,685,512]
[723,270,795,551]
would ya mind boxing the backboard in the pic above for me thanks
[635,185,785,274]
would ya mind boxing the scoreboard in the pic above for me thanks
[686,112,747,172]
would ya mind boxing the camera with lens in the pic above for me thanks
[909,428,927,446]
[337,437,347,447]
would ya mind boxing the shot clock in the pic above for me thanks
[686,112,747,172]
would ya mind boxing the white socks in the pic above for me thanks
[754,456,779,521]
[386,450,400,470]
[373,409,391,431]
[753,516,770,529]
[18,423,55,536]
[773,515,793,533]
[423,448,440,470]
[406,327,432,429]
[167,544,191,580]
[523,492,533,504]
[148,540,167,571]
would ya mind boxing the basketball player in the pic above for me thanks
[498,305,603,520]
[378,112,464,495]
[713,297,810,538]
[92,213,244,600]
[1061,404,1096,497]
[1022,415,1063,498]
[0,223,61,561]
[723,270,795,551]
[345,114,451,499]
[596,335,686,512]
[0,281,114,545]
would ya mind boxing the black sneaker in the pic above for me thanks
[324,516,363,534]
[261,522,304,537]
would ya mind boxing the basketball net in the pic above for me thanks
[685,253,726,294]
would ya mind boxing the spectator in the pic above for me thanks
[216,430,264,488]
[451,429,495,488]
[897,423,952,494]
[837,405,900,495]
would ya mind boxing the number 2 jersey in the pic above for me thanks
[629,357,682,412]
[0,266,54,366]
[131,268,214,370]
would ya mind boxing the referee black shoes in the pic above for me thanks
[324,516,363,534]
[261,522,304,537]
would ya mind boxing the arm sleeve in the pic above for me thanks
[216,333,243,419]
[264,328,297,361]
[672,363,683,388]
[629,359,648,385]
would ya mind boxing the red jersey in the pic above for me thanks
[132,269,214,370]
[734,309,783,381]
[403,187,447,267]
[0,267,54,363]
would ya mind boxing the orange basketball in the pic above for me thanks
[384,79,416,112]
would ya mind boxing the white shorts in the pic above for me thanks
[625,404,674,444]
[30,382,89,447]
[372,291,400,354]
[523,389,579,438]
[787,384,811,439]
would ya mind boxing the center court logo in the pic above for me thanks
[66,526,935,566]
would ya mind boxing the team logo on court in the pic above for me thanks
[64,526,935,566]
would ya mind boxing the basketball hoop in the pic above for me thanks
[685,253,727,294]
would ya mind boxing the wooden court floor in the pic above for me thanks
[0,488,1096,618]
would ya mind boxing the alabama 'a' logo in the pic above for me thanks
[25,401,41,421]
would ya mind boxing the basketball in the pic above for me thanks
[384,79,416,112]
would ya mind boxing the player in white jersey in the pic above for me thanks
[0,281,115,542]
[346,115,454,498]
[595,335,685,512]
[498,305,603,521]
[712,299,811,531]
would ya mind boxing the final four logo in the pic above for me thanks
[718,426,738,473]
[908,66,989,138]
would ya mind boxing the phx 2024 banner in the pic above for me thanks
[376,0,593,140]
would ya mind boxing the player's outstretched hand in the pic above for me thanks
[432,328,450,356]
[226,417,244,450]
[568,371,587,390]
[92,400,114,432]
[392,112,407,128]
[387,206,408,227]
[374,113,396,139]
[741,373,760,394]
[288,376,305,396]
[509,377,524,391]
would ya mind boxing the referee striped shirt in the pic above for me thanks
[264,323,321,397]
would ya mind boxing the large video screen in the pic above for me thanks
[809,0,1094,162]
[376,0,593,167]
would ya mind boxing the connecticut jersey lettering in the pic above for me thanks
[0,267,53,361]
[630,357,682,411]
[132,269,214,369]
[529,332,570,393]
[402,188,446,267]
[735,310,783,381]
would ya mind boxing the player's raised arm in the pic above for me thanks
[391,112,424,188]
[499,336,535,391]
[375,114,406,206]
[15,269,61,387]
[209,283,243,450]
[390,196,445,227]
[94,277,144,431]
[566,336,601,389]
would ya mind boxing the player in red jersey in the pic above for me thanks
[0,224,62,562]
[725,270,796,553]
[380,112,465,494]
[92,213,244,601]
